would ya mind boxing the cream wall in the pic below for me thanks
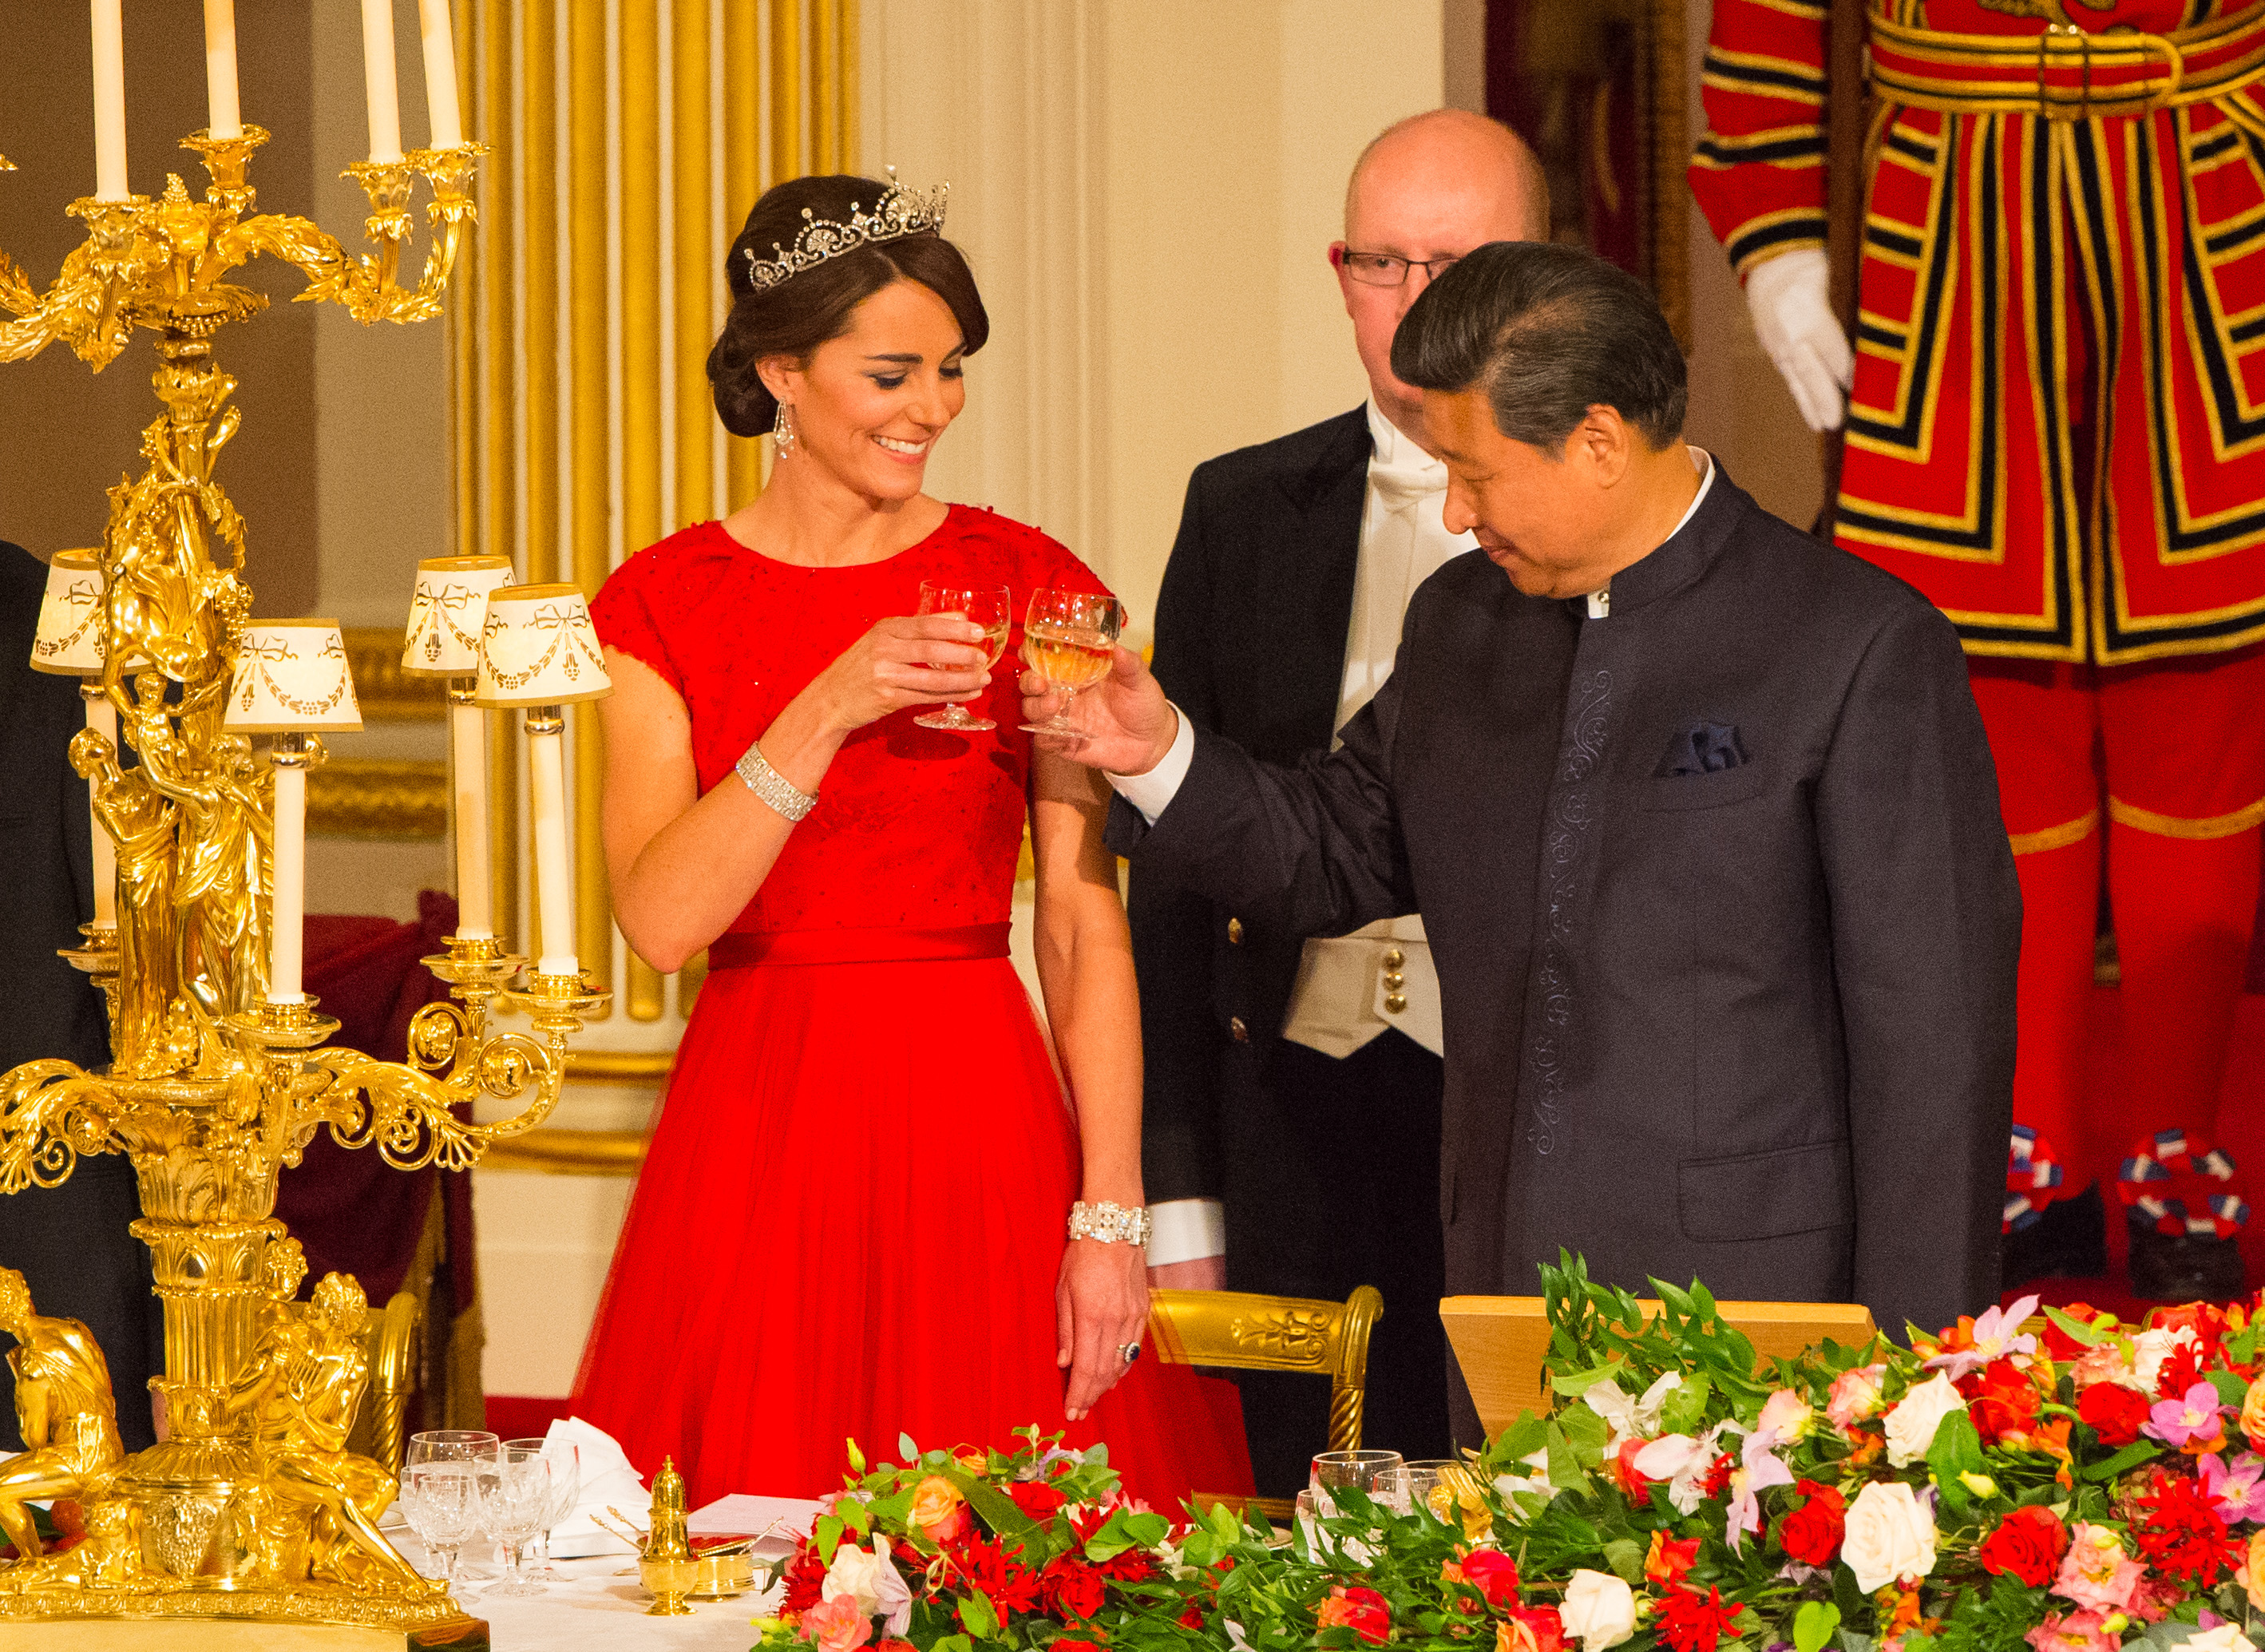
[865,0,1447,639]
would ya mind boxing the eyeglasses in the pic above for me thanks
[1335,248,1463,288]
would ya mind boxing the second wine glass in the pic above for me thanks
[914,581,1012,731]
[1017,588,1124,737]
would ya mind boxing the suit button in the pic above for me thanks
[1230,1016,1249,1042]
[1226,918,1243,945]
[1382,971,1405,992]
[1384,994,1408,1015]
[1383,948,1405,969]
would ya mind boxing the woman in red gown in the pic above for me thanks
[572,175,1253,1511]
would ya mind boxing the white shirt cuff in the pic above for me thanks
[1105,702,1196,825]
[1145,1198,1226,1266]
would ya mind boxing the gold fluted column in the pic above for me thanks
[570,0,616,1008]
[724,0,765,509]
[451,0,853,1040]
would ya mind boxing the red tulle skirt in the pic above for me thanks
[572,942,1255,1511]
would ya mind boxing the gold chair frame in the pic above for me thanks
[1147,1285,1384,1522]
[346,1289,425,1479]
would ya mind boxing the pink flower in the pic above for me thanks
[801,1595,874,1652]
[2201,1452,2265,1525]
[2052,1523,2144,1612]
[1723,1428,1794,1555]
[2148,1381,2230,1452]
[1827,1364,1888,1428]
[1926,1293,2041,1381]
[2024,1608,2124,1652]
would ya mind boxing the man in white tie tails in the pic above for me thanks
[1131,109,1546,1492]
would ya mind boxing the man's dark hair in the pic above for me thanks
[1391,241,1686,453]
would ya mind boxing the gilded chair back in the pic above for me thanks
[1146,1285,1384,1521]
[346,1289,424,1478]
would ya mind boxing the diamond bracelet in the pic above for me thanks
[735,741,818,823]
[1067,1200,1152,1247]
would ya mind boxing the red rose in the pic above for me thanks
[1968,1358,2043,1445]
[1977,1504,2070,1588]
[1318,1584,1392,1645]
[1501,1604,1566,1651]
[1039,1555,1107,1622]
[2078,1382,2150,1448]
[1774,1479,1846,1567]
[1459,1548,1522,1610]
[1008,1480,1067,1521]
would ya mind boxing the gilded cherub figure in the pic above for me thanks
[0,1267,123,1562]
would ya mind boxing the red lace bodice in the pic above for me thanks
[589,504,1109,937]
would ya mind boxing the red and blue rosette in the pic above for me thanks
[2117,1128,2251,1240]
[2004,1125,2066,1234]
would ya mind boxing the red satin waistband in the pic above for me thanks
[707,923,1012,969]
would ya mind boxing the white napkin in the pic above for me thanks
[689,1493,827,1560]
[542,1414,652,1559]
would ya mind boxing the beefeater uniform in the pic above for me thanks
[1691,0,2265,1194]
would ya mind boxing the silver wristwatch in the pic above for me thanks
[1067,1199,1152,1247]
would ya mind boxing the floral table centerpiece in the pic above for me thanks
[756,1256,2265,1652]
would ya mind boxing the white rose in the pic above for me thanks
[1840,1480,1938,1595]
[1883,1372,1968,1468]
[2184,1628,2258,1651]
[1560,1568,1638,1650]
[822,1537,912,1635]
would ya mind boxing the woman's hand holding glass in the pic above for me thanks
[802,613,996,736]
[914,582,1012,731]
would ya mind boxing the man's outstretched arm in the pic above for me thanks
[1025,646,1416,943]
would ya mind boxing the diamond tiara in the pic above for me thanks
[741,168,950,295]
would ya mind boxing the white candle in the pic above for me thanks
[84,694,116,929]
[204,0,240,140]
[526,720,575,977]
[269,757,307,1004]
[360,0,403,164]
[89,0,129,200]
[449,698,492,938]
[417,0,462,150]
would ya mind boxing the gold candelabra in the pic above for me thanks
[0,127,608,1642]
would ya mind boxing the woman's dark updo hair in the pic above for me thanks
[708,174,990,438]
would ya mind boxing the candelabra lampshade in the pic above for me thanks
[30,549,106,676]
[473,584,612,707]
[225,620,364,733]
[402,553,514,675]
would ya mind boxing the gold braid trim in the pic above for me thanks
[2107,793,2265,841]
[2007,809,2100,855]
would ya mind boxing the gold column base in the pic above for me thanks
[0,1608,487,1647]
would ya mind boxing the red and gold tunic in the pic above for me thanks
[1692,0,2265,662]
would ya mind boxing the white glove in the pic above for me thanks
[1744,248,1853,434]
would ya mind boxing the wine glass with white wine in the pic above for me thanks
[1017,588,1125,737]
[914,580,1012,731]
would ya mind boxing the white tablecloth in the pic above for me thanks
[389,1528,790,1650]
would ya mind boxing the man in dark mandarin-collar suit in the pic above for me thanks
[1042,245,2020,1436]
[1135,113,1548,1493]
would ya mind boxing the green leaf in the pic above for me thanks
[814,1515,845,1562]
[1795,1601,1843,1652]
[2042,1306,2107,1349]
[1601,1536,1644,1584]
[1550,1361,1627,1398]
[2078,1440,2164,1482]
[2208,1369,2250,1409]
[1660,1373,1713,1436]
[838,1497,873,1537]
[942,1466,1053,1563]
[1927,1408,1987,1483]
[933,1634,976,1652]
[960,1590,999,1638]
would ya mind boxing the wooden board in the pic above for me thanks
[1440,1295,1879,1438]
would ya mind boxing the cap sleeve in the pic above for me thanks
[590,546,685,698]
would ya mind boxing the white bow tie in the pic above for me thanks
[1369,455,1447,514]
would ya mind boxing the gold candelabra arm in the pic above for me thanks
[0,198,154,370]
[0,1061,134,1194]
[303,1034,564,1175]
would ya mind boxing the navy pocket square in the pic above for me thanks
[1656,719,1749,777]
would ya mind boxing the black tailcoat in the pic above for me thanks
[0,541,156,1452]
[1134,408,1452,1480]
[1110,469,2021,1341]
